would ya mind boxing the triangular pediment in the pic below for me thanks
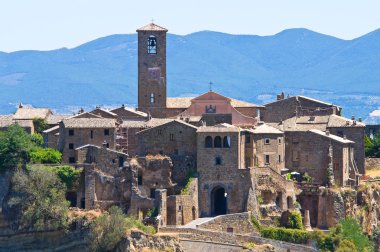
[191,91,231,102]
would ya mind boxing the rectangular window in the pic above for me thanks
[265,138,270,145]
[246,135,251,144]
[150,188,156,199]
[278,138,282,144]
[104,129,109,136]
[69,129,74,136]
[278,155,281,163]
[90,130,93,139]
[178,205,182,211]
[69,143,74,149]
[170,133,174,141]
[138,174,143,185]
[265,155,270,164]
[69,157,75,163]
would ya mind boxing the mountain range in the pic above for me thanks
[1,28,380,121]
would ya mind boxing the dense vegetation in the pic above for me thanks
[89,206,156,251]
[251,215,374,251]
[8,166,69,231]
[365,134,380,157]
[0,124,62,172]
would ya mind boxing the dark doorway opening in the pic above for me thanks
[66,192,77,207]
[211,186,227,216]
[192,206,196,220]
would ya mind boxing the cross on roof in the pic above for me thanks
[209,81,213,91]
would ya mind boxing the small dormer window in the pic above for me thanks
[148,35,157,54]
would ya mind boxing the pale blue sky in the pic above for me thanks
[1,0,380,52]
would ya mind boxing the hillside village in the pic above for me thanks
[0,23,379,251]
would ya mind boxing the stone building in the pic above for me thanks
[262,94,342,123]
[137,120,198,157]
[251,123,285,173]
[58,117,116,163]
[285,129,359,186]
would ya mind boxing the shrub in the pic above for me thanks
[180,177,194,195]
[336,239,357,252]
[250,215,262,231]
[32,118,48,134]
[280,210,303,229]
[260,227,310,244]
[8,167,69,231]
[29,148,62,164]
[146,207,157,218]
[257,195,264,205]
[338,218,373,252]
[51,165,82,190]
[89,206,127,251]
[31,133,44,146]
[125,216,156,235]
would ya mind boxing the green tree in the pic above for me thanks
[0,124,35,172]
[338,218,373,252]
[33,118,48,134]
[29,148,62,164]
[51,165,82,190]
[89,206,127,252]
[8,166,69,231]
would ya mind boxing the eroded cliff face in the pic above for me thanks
[116,231,184,252]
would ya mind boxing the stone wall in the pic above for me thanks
[285,131,355,186]
[0,230,88,251]
[329,126,365,175]
[137,120,197,157]
[196,212,257,235]
[253,133,285,173]
[160,227,317,252]
[167,178,198,226]
[365,157,380,170]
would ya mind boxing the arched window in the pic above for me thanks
[147,35,157,54]
[223,136,230,148]
[214,136,222,148]
[205,136,213,148]
[215,157,222,165]
[150,93,155,104]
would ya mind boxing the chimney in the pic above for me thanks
[358,117,362,122]
[277,92,285,101]
[351,115,355,121]
[326,130,330,136]
[79,107,84,114]
[343,135,347,139]
[122,104,125,108]
[18,103,23,108]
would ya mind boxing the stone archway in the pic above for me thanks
[211,186,227,216]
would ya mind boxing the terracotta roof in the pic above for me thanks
[90,108,117,118]
[0,115,13,127]
[309,129,354,144]
[46,114,70,125]
[197,123,240,133]
[136,119,198,134]
[251,123,283,134]
[13,120,34,128]
[111,107,148,117]
[75,144,128,156]
[62,118,116,128]
[13,108,52,120]
[121,118,173,128]
[327,114,365,128]
[265,95,341,108]
[136,23,168,32]
[166,96,259,109]
[70,112,102,119]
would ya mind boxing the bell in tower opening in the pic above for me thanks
[148,35,157,54]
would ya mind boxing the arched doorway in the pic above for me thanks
[211,186,227,216]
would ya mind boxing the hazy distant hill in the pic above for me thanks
[0,28,380,119]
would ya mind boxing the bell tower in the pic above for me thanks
[137,23,168,116]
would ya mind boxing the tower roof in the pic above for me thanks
[136,23,168,32]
